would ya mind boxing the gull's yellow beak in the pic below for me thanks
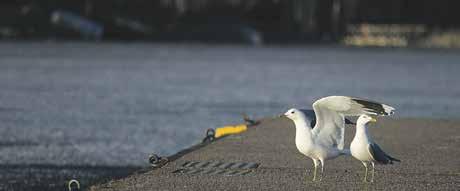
[370,117,377,123]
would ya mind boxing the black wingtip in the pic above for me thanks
[352,98,392,116]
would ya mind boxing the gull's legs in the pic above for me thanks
[319,159,325,181]
[312,159,319,181]
[362,162,368,182]
[371,162,375,183]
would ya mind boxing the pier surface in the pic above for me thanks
[92,117,460,190]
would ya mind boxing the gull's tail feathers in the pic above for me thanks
[387,155,401,164]
[314,96,395,117]
[368,143,400,165]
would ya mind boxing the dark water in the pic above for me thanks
[0,42,459,189]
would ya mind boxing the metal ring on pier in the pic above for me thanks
[68,179,80,191]
[149,154,161,166]
[202,128,215,143]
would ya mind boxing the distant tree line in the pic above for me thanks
[1,0,459,41]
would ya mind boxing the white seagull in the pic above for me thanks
[350,114,400,182]
[283,96,395,181]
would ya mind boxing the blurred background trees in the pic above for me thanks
[1,0,459,46]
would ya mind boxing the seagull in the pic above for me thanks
[350,114,400,182]
[282,96,395,181]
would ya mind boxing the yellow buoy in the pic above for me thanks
[215,124,247,138]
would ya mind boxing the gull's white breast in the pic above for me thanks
[350,137,373,162]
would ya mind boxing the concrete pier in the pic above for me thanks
[91,117,459,190]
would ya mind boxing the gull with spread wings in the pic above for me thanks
[282,96,395,181]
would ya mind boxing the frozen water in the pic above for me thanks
[0,42,459,166]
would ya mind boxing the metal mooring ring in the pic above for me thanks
[149,154,161,166]
[202,128,215,143]
[68,179,80,191]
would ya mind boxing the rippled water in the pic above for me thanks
[0,42,459,166]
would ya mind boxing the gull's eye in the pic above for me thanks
[291,111,295,114]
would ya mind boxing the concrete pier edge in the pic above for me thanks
[91,117,460,190]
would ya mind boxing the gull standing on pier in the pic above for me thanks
[350,114,400,182]
[282,96,395,181]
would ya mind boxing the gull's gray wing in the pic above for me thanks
[311,96,396,150]
[368,143,400,164]
[313,96,395,117]
[300,109,355,128]
[311,103,346,150]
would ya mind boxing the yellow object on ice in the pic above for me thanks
[215,124,248,138]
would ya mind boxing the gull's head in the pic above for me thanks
[282,108,313,128]
[357,114,377,125]
[283,108,303,121]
